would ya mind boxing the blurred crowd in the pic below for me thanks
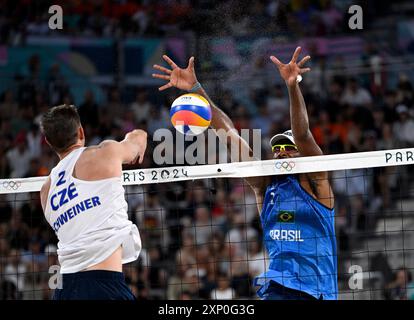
[1,0,414,301]
[0,0,388,42]
[1,49,414,299]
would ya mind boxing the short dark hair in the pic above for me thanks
[40,104,81,153]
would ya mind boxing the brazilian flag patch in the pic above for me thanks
[277,210,295,223]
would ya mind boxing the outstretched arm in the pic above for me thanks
[270,47,333,208]
[99,129,148,165]
[270,46,322,157]
[152,55,265,192]
[40,130,147,212]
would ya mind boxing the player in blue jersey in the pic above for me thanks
[153,47,337,300]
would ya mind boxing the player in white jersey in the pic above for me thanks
[39,104,147,300]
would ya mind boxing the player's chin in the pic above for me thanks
[274,153,298,159]
[274,155,288,159]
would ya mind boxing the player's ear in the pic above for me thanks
[78,126,85,142]
[44,136,52,148]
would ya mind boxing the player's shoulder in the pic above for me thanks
[40,176,51,193]
[95,140,123,153]
[79,141,124,176]
[83,140,121,159]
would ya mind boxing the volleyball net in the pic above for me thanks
[1,148,414,300]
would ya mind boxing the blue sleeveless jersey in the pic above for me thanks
[254,175,338,300]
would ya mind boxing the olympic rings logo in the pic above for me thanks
[275,161,296,172]
[2,181,21,190]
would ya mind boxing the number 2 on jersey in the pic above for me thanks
[56,171,66,186]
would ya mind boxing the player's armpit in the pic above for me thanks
[246,176,268,196]
[303,172,335,209]
[40,176,51,211]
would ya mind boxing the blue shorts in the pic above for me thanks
[261,282,320,300]
[53,270,135,300]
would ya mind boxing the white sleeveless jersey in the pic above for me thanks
[44,147,141,274]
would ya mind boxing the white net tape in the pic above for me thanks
[2,147,413,194]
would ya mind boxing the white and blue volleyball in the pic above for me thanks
[170,93,212,135]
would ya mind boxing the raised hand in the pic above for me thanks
[152,55,198,91]
[270,47,311,87]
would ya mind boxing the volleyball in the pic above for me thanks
[170,93,212,135]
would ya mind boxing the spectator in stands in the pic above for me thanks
[134,193,169,248]
[191,206,218,246]
[6,210,29,250]
[120,108,138,136]
[395,74,413,108]
[167,260,190,299]
[393,104,414,147]
[21,238,47,269]
[210,189,229,226]
[4,248,27,294]
[229,182,258,224]
[225,213,258,256]
[0,280,20,300]
[266,84,289,123]
[26,123,42,160]
[0,136,11,177]
[146,104,170,136]
[382,90,399,124]
[194,244,211,278]
[130,88,153,125]
[124,264,139,298]
[251,104,272,138]
[183,267,202,298]
[0,238,10,264]
[247,238,267,280]
[175,231,197,271]
[20,196,44,230]
[218,90,238,116]
[37,144,57,176]
[125,241,150,298]
[341,77,373,108]
[103,87,125,124]
[319,0,343,34]
[0,90,18,121]
[220,240,251,298]
[199,257,219,299]
[147,246,165,294]
[312,110,334,151]
[11,105,35,137]
[336,206,350,252]
[78,90,100,129]
[385,268,412,300]
[6,132,32,178]
[96,108,116,140]
[47,63,69,106]
[17,55,43,105]
[292,0,318,28]
[206,232,224,262]
[187,181,210,210]
[210,272,236,300]
[0,195,12,223]
[44,244,58,269]
[227,5,250,36]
